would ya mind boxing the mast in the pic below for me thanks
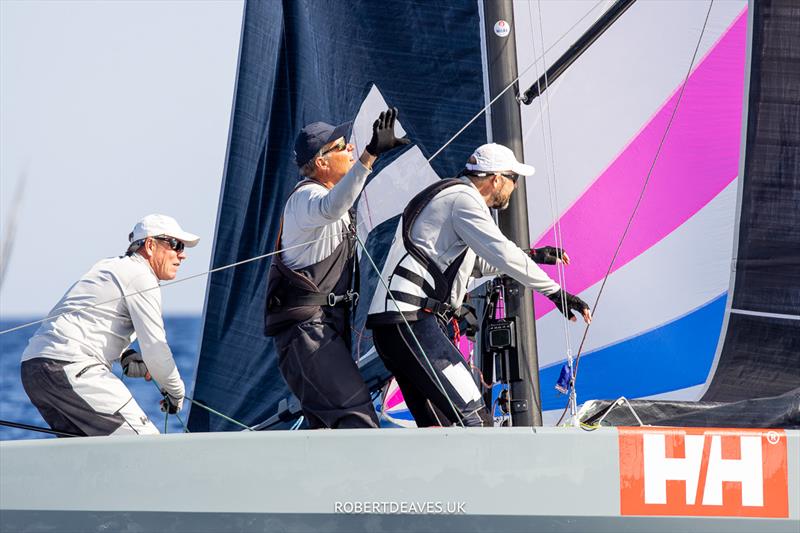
[482,0,542,426]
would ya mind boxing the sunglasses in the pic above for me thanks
[319,137,347,157]
[153,236,185,253]
[470,171,520,183]
[496,172,520,183]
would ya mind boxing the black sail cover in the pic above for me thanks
[188,1,486,431]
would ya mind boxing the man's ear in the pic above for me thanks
[143,238,154,258]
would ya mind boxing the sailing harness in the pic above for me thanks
[367,178,472,327]
[264,179,360,336]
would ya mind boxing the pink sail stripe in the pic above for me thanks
[384,381,405,410]
[532,11,746,319]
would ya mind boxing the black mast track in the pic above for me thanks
[520,0,637,105]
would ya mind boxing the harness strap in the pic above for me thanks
[394,265,436,297]
[388,292,454,318]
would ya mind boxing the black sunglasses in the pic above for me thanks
[153,236,185,253]
[496,172,520,183]
[469,171,520,183]
[318,137,347,157]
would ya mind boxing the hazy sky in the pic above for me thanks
[1,0,244,318]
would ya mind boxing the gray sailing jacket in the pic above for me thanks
[367,177,560,326]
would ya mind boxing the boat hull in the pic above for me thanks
[2,427,797,532]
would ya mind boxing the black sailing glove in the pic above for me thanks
[546,289,591,322]
[120,349,150,380]
[160,392,184,414]
[365,107,411,157]
[529,246,568,265]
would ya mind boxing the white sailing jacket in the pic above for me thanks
[21,253,185,400]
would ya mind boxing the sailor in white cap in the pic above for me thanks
[367,143,591,427]
[20,214,199,436]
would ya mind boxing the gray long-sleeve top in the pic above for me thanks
[369,177,560,316]
[280,161,371,269]
[21,253,184,400]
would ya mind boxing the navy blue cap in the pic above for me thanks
[294,120,353,167]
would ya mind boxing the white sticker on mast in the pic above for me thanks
[494,20,511,37]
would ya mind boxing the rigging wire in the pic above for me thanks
[0,231,355,337]
[2,0,678,432]
[530,0,587,424]
[555,0,716,426]
[527,0,577,358]
[426,0,609,164]
[0,2,608,343]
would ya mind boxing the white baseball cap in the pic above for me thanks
[465,143,535,176]
[128,214,200,248]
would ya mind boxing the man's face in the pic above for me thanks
[318,137,355,183]
[489,172,518,210]
[146,237,187,281]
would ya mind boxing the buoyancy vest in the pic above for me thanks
[264,180,358,337]
[366,178,469,327]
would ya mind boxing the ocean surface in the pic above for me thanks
[0,315,202,440]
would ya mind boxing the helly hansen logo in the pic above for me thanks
[619,428,788,517]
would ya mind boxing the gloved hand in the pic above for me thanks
[160,392,184,414]
[546,289,591,323]
[365,107,411,157]
[120,349,151,380]
[529,246,570,265]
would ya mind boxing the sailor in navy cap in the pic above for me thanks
[265,108,409,429]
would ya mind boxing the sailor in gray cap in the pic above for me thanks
[265,108,409,429]
[367,143,591,427]
[20,214,199,436]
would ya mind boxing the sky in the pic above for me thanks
[0,0,244,318]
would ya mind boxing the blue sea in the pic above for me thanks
[0,315,202,440]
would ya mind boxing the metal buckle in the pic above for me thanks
[347,290,359,306]
[327,293,337,307]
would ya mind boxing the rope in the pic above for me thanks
[556,0,716,426]
[185,396,252,431]
[0,231,353,337]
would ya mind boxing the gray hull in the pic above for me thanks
[2,427,798,532]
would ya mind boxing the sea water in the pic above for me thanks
[0,316,201,440]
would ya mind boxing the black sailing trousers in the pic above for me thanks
[273,311,378,429]
[371,313,485,427]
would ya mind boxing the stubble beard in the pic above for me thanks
[491,190,511,210]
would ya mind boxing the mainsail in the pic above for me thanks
[190,0,798,431]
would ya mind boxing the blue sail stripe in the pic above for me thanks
[540,294,728,411]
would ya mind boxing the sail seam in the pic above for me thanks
[729,309,800,321]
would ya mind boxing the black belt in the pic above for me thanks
[270,290,359,309]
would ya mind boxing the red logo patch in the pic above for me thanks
[619,427,788,517]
